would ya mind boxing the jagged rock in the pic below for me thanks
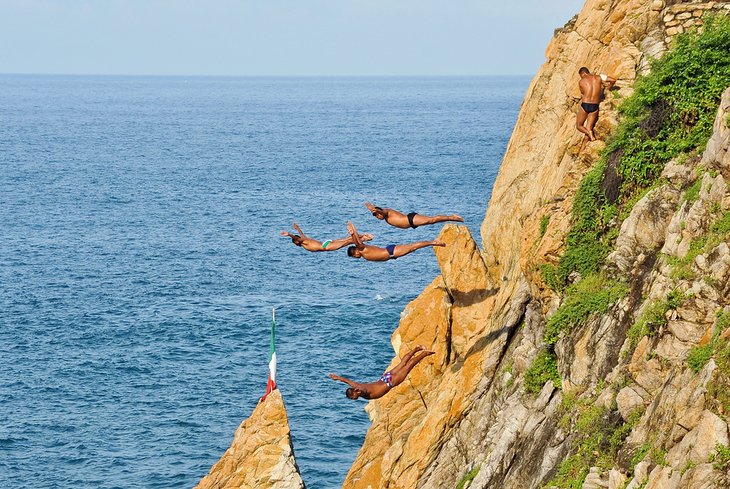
[626,361,718,452]
[344,226,525,488]
[679,463,722,489]
[195,389,304,489]
[608,184,681,272]
[583,467,609,488]
[608,469,627,489]
[702,87,730,173]
[626,460,650,489]
[646,465,677,488]
[616,386,645,420]
[666,410,729,466]
[661,158,693,184]
[629,337,667,394]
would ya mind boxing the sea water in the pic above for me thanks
[0,75,529,488]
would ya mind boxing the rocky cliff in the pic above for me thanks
[195,389,304,489]
[344,1,730,488]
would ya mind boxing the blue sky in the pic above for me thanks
[0,0,585,76]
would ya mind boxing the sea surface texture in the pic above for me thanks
[0,75,528,488]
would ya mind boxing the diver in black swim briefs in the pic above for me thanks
[364,202,463,229]
[345,221,445,262]
[576,66,616,148]
[580,102,600,114]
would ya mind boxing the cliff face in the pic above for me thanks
[344,1,730,488]
[195,390,304,489]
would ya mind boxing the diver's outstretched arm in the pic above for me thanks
[347,221,365,250]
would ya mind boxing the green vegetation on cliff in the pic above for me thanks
[544,275,628,346]
[542,14,730,292]
[538,14,730,349]
[545,396,642,489]
[524,349,561,394]
[610,14,730,190]
[532,15,730,488]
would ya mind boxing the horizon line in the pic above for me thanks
[0,71,536,79]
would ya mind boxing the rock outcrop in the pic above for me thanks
[196,389,304,489]
[344,1,730,489]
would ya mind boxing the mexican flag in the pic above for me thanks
[262,308,277,401]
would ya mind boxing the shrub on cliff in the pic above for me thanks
[609,14,730,191]
[544,14,730,291]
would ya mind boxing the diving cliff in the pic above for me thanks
[344,1,730,488]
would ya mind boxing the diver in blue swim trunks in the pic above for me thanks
[328,345,435,400]
[281,222,374,252]
[345,221,445,261]
[364,202,463,229]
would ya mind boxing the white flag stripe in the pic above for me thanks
[269,352,277,383]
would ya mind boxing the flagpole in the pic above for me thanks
[262,307,278,402]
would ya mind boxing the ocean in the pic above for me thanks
[0,75,529,488]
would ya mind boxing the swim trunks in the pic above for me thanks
[407,212,418,229]
[379,371,393,388]
[321,240,332,249]
[386,244,397,259]
[581,102,600,114]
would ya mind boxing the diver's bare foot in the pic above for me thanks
[451,215,464,222]
[423,350,435,356]
[432,240,446,247]
[588,131,596,142]
[361,233,374,242]
[414,345,425,351]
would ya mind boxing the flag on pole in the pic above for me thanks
[262,308,277,401]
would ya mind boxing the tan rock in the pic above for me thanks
[617,386,645,420]
[583,466,609,488]
[609,469,627,489]
[195,389,304,489]
[629,337,666,394]
[646,465,679,488]
[702,87,730,169]
[679,463,721,488]
[344,227,525,488]
[481,0,656,281]
[608,185,681,272]
[666,410,729,466]
[627,461,650,489]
